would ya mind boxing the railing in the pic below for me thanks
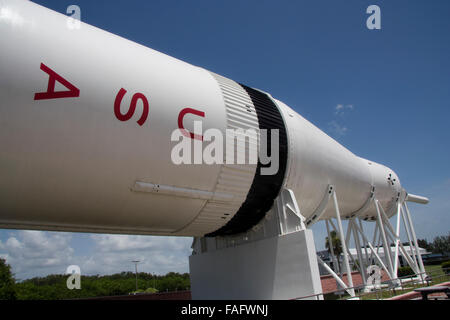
[293,267,450,300]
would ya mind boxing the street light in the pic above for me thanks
[132,260,140,293]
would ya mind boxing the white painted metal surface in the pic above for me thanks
[276,98,403,222]
[0,0,255,236]
[190,229,322,300]
[0,0,416,238]
[406,193,429,204]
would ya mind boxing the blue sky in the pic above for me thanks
[1,0,449,280]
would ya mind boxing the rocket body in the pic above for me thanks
[0,0,403,236]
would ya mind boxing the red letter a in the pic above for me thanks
[34,63,80,100]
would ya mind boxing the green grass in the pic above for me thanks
[335,264,450,300]
[321,262,450,300]
[425,264,445,277]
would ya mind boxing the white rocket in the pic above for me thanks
[0,0,427,237]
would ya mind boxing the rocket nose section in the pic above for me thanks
[361,158,402,193]
[360,157,403,217]
[387,169,401,189]
[385,168,403,200]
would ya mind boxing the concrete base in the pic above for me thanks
[189,229,322,300]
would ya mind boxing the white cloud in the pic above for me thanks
[335,104,354,116]
[328,120,348,136]
[0,230,192,280]
[327,103,354,137]
[0,230,74,280]
[82,234,192,276]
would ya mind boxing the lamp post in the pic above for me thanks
[132,260,140,293]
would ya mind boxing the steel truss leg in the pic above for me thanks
[351,219,367,284]
[351,220,390,278]
[317,255,349,292]
[377,203,420,275]
[400,205,419,269]
[325,219,340,275]
[403,202,426,278]
[375,199,395,279]
[325,212,360,276]
[314,188,426,295]
[322,196,426,292]
[332,191,356,297]
[357,218,370,267]
[319,219,355,297]
[393,203,401,277]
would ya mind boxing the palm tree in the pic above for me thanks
[325,231,343,274]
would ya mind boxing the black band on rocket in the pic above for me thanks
[206,84,288,237]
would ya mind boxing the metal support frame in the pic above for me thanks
[190,187,323,299]
[375,199,395,278]
[403,202,426,276]
[277,188,306,234]
[332,190,355,297]
[312,185,428,296]
[325,219,340,275]
[317,255,349,292]
[351,219,367,284]
[306,185,333,226]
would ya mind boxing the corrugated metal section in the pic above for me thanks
[177,73,259,236]
[208,84,289,236]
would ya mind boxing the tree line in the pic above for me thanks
[417,233,450,255]
[0,259,190,300]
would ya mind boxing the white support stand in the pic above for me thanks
[308,185,428,295]
[331,190,356,297]
[189,188,323,300]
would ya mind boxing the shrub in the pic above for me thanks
[441,261,450,275]
[145,287,158,293]
[397,266,414,278]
